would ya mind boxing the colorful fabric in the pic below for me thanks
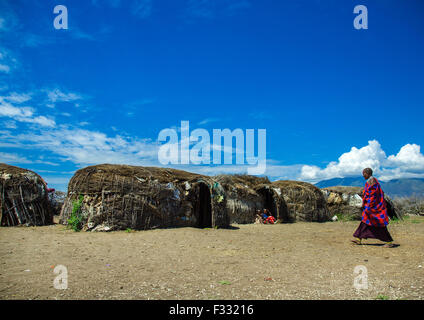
[361,177,389,227]
[265,216,276,224]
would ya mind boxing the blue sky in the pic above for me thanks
[1,0,424,191]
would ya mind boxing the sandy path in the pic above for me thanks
[1,217,423,300]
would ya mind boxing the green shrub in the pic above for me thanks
[335,213,357,222]
[67,195,84,232]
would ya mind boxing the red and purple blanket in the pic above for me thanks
[362,178,389,227]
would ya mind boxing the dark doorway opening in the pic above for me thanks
[196,183,212,228]
[257,187,278,219]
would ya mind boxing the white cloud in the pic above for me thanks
[0,100,34,118]
[28,116,56,127]
[5,126,159,166]
[4,92,32,104]
[2,89,423,184]
[0,95,56,128]
[0,151,60,166]
[197,118,221,125]
[46,88,83,103]
[0,64,10,73]
[0,152,32,164]
[386,144,424,171]
[299,140,424,182]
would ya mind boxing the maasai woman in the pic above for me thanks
[352,168,395,248]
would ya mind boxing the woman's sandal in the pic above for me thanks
[351,239,362,245]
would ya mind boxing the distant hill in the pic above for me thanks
[315,177,424,198]
[381,178,424,198]
[315,177,365,188]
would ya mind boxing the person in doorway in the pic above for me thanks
[352,168,395,248]
[265,215,276,224]
[261,209,269,223]
[262,209,276,224]
[255,210,264,224]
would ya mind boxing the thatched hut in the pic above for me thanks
[59,164,229,231]
[0,163,53,226]
[272,180,330,222]
[214,174,288,223]
[321,186,401,220]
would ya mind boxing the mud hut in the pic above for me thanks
[272,180,330,222]
[0,163,53,226]
[214,174,288,223]
[59,164,229,231]
[321,186,401,220]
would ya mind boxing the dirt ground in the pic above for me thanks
[1,216,423,300]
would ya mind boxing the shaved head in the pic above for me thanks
[363,168,373,176]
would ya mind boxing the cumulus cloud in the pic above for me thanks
[299,140,424,182]
[386,144,424,171]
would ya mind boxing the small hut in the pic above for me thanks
[0,163,53,226]
[321,186,401,220]
[272,180,330,222]
[59,164,228,231]
[214,174,288,223]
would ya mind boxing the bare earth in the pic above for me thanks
[1,217,423,300]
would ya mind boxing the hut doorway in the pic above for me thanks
[196,183,212,228]
[257,187,278,219]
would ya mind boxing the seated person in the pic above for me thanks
[255,210,264,224]
[263,209,276,224]
[265,215,276,224]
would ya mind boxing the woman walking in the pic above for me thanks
[352,168,395,248]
